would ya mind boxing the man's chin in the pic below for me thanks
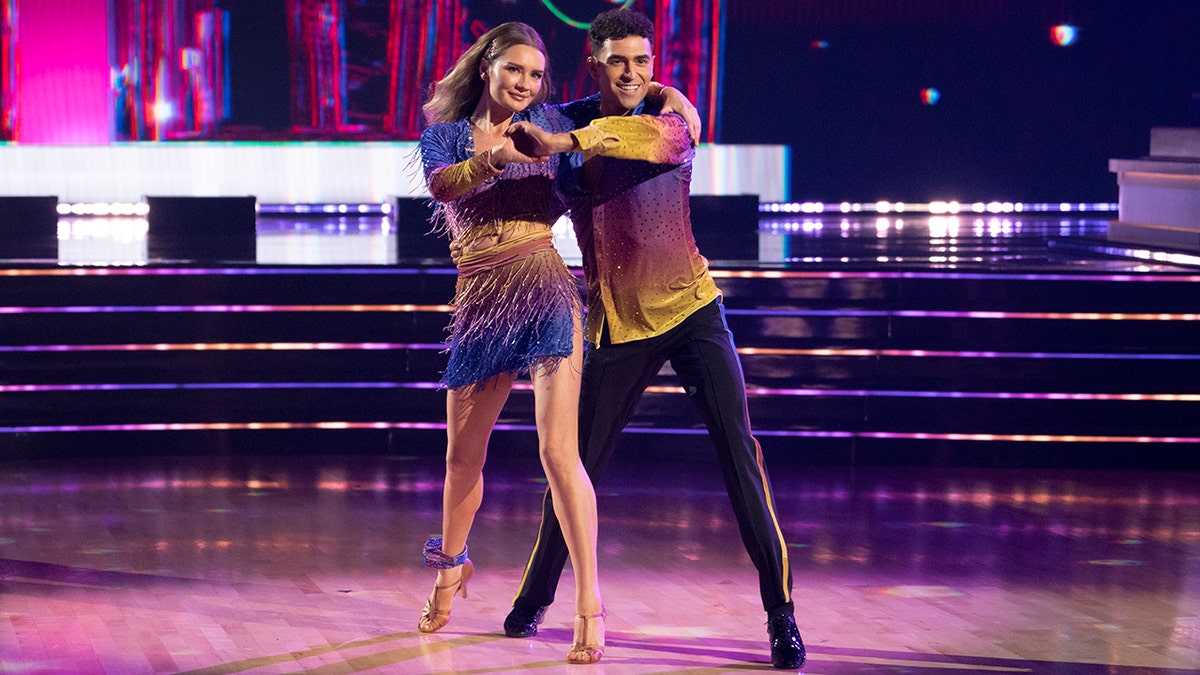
[618,92,646,110]
[599,91,644,115]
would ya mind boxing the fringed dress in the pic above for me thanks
[418,104,581,390]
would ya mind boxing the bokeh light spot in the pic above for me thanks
[1051,24,1079,46]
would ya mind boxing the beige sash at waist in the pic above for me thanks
[456,230,555,278]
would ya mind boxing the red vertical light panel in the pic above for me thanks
[290,0,348,132]
[654,0,721,143]
[386,0,462,138]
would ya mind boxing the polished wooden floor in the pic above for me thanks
[1,449,1197,674]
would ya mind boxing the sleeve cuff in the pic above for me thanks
[570,125,609,152]
[475,150,503,176]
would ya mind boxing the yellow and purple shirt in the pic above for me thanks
[556,96,721,346]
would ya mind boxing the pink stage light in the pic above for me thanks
[1,0,15,139]
[16,0,110,144]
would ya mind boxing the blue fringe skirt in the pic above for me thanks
[441,232,581,390]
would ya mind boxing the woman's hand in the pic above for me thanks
[658,86,702,146]
[488,135,549,169]
[507,122,576,156]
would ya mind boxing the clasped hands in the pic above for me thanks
[488,87,702,169]
[494,124,574,167]
[489,121,589,166]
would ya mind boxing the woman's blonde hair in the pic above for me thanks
[422,22,552,125]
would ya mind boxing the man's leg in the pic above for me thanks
[506,334,667,634]
[667,301,804,668]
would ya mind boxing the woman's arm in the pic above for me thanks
[420,125,546,203]
[419,125,501,203]
[646,82,701,145]
[426,152,503,203]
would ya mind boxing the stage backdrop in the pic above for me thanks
[2,0,723,143]
[0,0,13,140]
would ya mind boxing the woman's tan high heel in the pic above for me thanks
[417,536,473,634]
[566,609,607,664]
[417,559,474,633]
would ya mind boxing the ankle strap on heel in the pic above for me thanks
[423,536,469,569]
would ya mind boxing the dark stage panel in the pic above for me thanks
[0,196,58,259]
[2,210,1199,469]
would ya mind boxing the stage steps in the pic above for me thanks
[1,264,1198,468]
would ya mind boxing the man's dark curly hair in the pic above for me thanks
[588,8,654,55]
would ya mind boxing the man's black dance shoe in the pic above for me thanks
[767,614,806,669]
[503,603,549,638]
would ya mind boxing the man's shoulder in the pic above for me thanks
[557,94,602,127]
[524,103,574,133]
[637,98,664,117]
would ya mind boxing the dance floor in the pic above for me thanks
[1,451,1198,674]
[2,208,1199,673]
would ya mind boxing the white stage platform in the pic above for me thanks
[0,142,789,204]
[1108,127,1200,251]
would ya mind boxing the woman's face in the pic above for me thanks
[483,44,545,114]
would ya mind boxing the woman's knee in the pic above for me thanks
[538,440,579,475]
[445,443,486,477]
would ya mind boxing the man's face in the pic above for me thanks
[588,35,654,115]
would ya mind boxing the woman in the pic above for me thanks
[415,22,604,664]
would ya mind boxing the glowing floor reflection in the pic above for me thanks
[0,452,1196,673]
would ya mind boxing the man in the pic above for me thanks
[504,8,806,670]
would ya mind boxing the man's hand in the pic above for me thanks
[508,122,576,156]
[659,86,702,146]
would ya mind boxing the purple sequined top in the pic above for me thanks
[418,104,574,243]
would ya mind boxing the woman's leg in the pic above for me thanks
[434,374,513,588]
[530,318,604,653]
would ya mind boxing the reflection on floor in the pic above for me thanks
[47,207,1200,271]
[0,451,1197,674]
[53,213,586,267]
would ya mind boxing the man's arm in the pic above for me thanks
[554,85,701,145]
[508,114,693,165]
[572,114,694,164]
